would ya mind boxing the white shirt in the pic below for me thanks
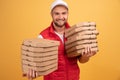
[38,31,64,43]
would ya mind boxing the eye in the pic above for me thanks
[62,12,67,15]
[54,12,59,15]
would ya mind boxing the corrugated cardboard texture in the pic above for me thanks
[65,34,97,45]
[65,22,99,58]
[21,38,60,76]
[22,54,57,62]
[22,45,58,52]
[65,26,97,37]
[65,39,97,49]
[66,43,98,53]
[22,50,58,57]
[22,38,59,47]
[67,47,98,57]
[22,66,57,76]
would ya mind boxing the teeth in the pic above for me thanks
[58,20,63,21]
[58,21,63,23]
[57,19,64,21]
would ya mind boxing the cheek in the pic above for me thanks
[64,14,68,18]
[52,15,58,20]
[65,16,68,19]
[52,14,68,21]
[64,16,68,20]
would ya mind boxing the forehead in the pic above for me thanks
[52,5,68,13]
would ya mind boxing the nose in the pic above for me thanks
[58,14,64,19]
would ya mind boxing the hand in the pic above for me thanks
[82,46,96,58]
[27,69,39,80]
[79,46,96,63]
[23,69,38,80]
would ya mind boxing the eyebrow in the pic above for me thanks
[53,11,67,14]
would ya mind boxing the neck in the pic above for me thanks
[53,23,65,35]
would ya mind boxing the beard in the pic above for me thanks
[54,22,65,28]
[53,19,66,28]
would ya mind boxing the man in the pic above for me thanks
[26,0,96,80]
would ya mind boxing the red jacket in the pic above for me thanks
[40,22,80,80]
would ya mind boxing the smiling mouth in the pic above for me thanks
[56,18,65,21]
[54,21,65,27]
[57,20,64,22]
[58,20,64,23]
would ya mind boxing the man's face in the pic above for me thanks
[51,5,68,28]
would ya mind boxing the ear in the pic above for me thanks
[50,11,54,18]
[50,11,52,16]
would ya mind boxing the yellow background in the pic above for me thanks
[0,0,120,80]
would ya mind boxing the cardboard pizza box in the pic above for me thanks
[22,38,59,48]
[22,54,57,62]
[67,47,98,58]
[66,43,98,53]
[22,66,57,76]
[22,50,58,57]
[65,39,97,49]
[65,22,90,33]
[65,34,97,45]
[22,58,57,67]
[22,62,57,71]
[89,22,96,26]
[65,22,99,58]
[21,45,58,52]
[65,26,96,38]
[67,30,99,40]
[21,38,60,76]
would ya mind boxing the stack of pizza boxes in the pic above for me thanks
[21,38,59,76]
[65,22,99,57]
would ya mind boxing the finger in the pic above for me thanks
[32,70,35,78]
[27,69,30,79]
[89,45,92,52]
[34,70,36,78]
[87,47,89,54]
[89,46,92,54]
[30,69,33,79]
[30,69,32,78]
[88,45,92,54]
[31,69,35,79]
[36,71,39,78]
[84,47,87,54]
[89,45,91,52]
[28,69,33,80]
[86,46,90,55]
[85,47,89,56]
[89,49,95,57]
[82,49,85,55]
